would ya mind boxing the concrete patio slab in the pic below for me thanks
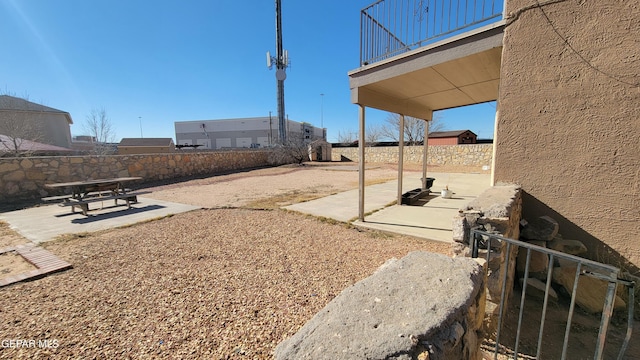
[284,182,397,222]
[0,197,200,243]
[285,172,491,242]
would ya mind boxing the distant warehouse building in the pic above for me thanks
[174,117,326,149]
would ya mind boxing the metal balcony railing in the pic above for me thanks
[360,0,504,65]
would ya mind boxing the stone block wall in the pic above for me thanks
[275,251,486,360]
[331,144,493,167]
[0,150,279,203]
[452,184,522,335]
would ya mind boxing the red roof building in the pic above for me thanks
[427,130,477,145]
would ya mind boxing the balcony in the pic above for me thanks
[350,0,505,119]
[360,0,504,66]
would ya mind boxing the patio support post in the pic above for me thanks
[358,105,366,222]
[422,118,429,190]
[397,114,405,205]
[491,108,499,186]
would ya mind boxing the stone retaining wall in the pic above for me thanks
[331,144,493,167]
[452,184,522,335]
[275,251,486,360]
[0,150,278,203]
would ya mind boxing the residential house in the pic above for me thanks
[0,95,73,149]
[0,134,74,157]
[349,0,639,272]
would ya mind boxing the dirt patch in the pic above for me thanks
[143,163,406,212]
[0,220,28,249]
[143,163,401,208]
[0,251,36,278]
[245,188,332,209]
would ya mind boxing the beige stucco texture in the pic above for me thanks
[495,0,640,269]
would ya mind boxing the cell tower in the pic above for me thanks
[266,0,289,144]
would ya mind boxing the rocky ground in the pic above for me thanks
[0,163,453,359]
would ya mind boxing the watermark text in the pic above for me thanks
[2,339,59,349]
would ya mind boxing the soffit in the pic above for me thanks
[349,23,504,119]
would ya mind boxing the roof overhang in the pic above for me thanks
[348,21,505,120]
[64,112,73,125]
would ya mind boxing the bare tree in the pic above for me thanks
[380,113,444,145]
[84,107,116,154]
[0,93,45,157]
[268,138,310,165]
[335,129,357,144]
[365,124,385,145]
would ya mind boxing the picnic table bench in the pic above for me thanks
[43,177,150,216]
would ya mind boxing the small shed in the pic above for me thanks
[117,138,175,155]
[308,140,332,162]
[428,130,477,145]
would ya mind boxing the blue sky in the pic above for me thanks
[1,0,497,142]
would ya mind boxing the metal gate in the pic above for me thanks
[470,229,634,360]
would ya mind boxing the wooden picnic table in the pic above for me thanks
[43,177,149,215]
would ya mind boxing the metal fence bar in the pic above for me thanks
[535,254,555,359]
[595,280,618,359]
[618,279,635,360]
[513,248,531,358]
[494,241,512,359]
[469,229,633,359]
[360,0,503,65]
[561,262,582,360]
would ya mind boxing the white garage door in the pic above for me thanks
[236,137,252,148]
[196,139,211,149]
[256,137,268,147]
[216,138,231,149]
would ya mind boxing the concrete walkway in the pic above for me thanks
[285,172,491,242]
[0,197,200,243]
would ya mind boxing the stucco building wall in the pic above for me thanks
[495,0,640,270]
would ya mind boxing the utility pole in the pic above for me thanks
[267,0,288,144]
[269,111,273,146]
[320,93,324,128]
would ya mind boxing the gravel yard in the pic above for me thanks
[0,164,452,359]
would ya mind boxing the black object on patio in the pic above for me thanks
[401,178,435,205]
